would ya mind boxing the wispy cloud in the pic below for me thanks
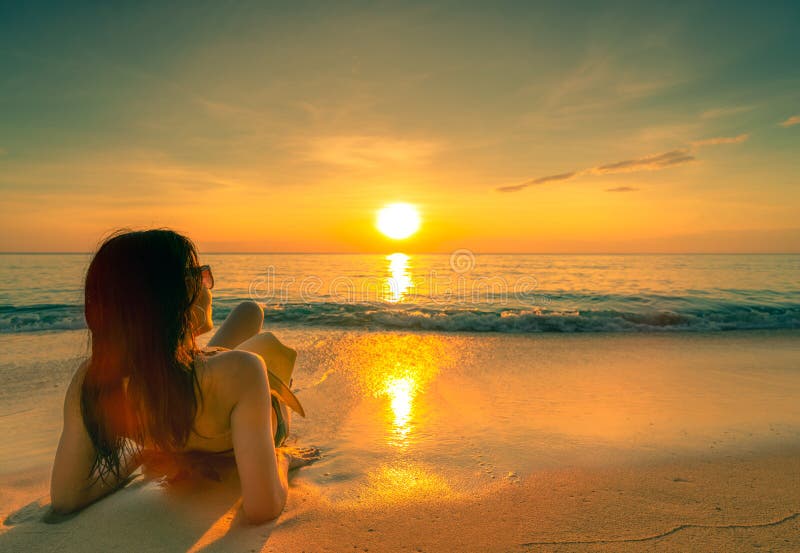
[530,171,577,184]
[591,150,694,174]
[0,150,245,201]
[779,115,800,127]
[496,172,575,192]
[497,150,693,193]
[691,133,749,147]
[517,52,685,132]
[498,131,750,193]
[700,106,754,119]
[495,184,528,193]
[537,54,680,114]
[120,162,237,191]
[304,135,441,169]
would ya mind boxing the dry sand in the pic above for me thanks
[2,448,798,552]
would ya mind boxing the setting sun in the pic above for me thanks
[376,203,421,240]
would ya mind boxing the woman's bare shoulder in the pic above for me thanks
[72,358,90,382]
[64,359,90,410]
[202,349,264,372]
[199,350,267,405]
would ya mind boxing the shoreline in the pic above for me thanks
[4,325,800,338]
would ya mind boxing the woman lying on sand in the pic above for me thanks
[50,229,319,523]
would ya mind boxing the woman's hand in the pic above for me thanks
[278,446,321,471]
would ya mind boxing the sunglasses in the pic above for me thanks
[193,264,215,290]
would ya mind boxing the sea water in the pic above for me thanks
[1,253,798,334]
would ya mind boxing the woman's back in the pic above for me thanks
[120,349,240,454]
[50,229,318,524]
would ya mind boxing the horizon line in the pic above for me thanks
[1,251,799,256]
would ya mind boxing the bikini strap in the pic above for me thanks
[198,346,230,356]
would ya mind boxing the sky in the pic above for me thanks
[1,1,798,253]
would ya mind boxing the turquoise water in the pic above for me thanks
[1,253,798,333]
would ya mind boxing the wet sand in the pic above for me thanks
[1,329,799,552]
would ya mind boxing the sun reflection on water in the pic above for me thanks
[342,333,457,448]
[385,252,413,303]
[321,333,471,509]
[384,376,416,445]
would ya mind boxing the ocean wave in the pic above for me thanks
[0,304,86,333]
[4,299,797,334]
[258,302,800,333]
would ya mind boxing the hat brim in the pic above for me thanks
[268,370,306,418]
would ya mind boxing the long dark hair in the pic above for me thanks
[81,229,205,484]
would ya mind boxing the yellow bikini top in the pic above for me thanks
[196,346,305,417]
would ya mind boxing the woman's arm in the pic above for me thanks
[227,350,290,523]
[50,361,142,513]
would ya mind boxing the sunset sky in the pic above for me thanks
[1,2,798,253]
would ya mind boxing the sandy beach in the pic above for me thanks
[2,328,799,552]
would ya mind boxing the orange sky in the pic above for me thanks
[1,3,798,253]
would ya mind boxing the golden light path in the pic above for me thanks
[333,332,464,506]
[383,254,416,442]
[385,376,415,445]
[385,252,413,303]
[345,332,453,448]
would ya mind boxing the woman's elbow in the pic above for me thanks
[49,475,98,515]
[49,490,85,515]
[242,492,287,525]
[242,504,284,525]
